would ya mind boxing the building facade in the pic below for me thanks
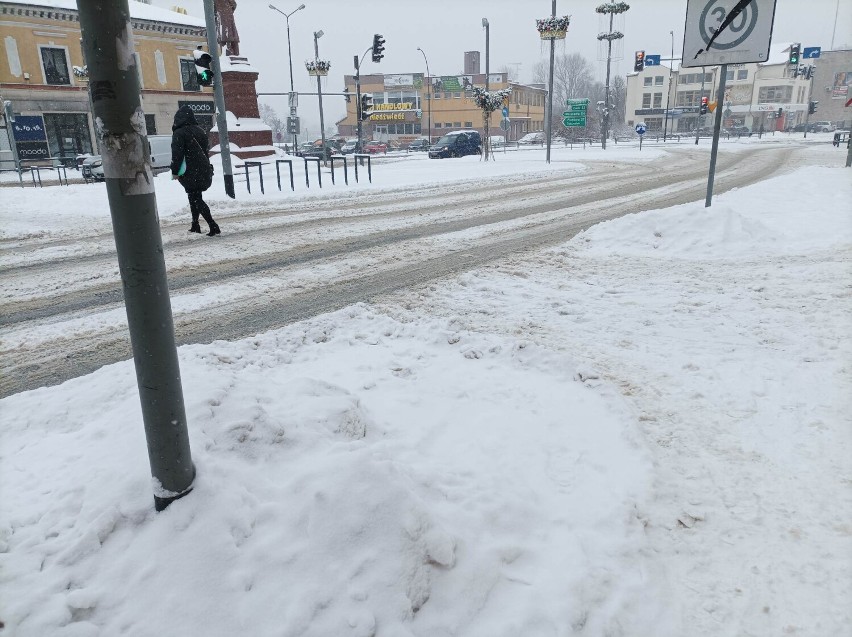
[0,0,212,164]
[625,47,851,135]
[336,54,547,144]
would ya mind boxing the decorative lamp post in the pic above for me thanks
[595,1,629,150]
[269,3,305,152]
[536,3,571,163]
[312,29,327,164]
[663,30,674,141]
[417,47,432,143]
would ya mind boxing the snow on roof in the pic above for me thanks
[3,0,205,28]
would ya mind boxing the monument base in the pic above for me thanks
[208,55,275,160]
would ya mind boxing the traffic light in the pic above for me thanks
[371,34,386,63]
[809,100,818,114]
[343,87,351,103]
[806,66,814,80]
[634,50,645,72]
[788,43,800,65]
[777,107,783,118]
[193,46,213,87]
[700,96,708,115]
[359,94,373,121]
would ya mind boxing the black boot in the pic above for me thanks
[207,222,220,237]
[189,222,201,233]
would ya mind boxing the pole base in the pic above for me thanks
[224,174,235,199]
[153,463,196,512]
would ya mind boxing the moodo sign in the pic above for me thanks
[178,100,215,114]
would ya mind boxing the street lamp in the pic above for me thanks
[416,47,432,143]
[269,3,305,152]
[663,30,674,141]
[313,29,327,164]
[482,17,490,160]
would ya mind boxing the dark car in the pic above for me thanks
[428,130,482,158]
[301,142,337,159]
[407,138,430,151]
[724,125,750,137]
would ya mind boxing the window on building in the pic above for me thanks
[653,92,662,108]
[41,47,70,85]
[434,93,442,99]
[453,92,461,98]
[644,77,652,87]
[725,69,734,81]
[737,69,748,80]
[453,122,461,127]
[642,93,652,108]
[180,58,199,91]
[464,121,472,127]
[655,76,664,86]
[435,123,442,128]
[145,114,156,135]
[758,85,792,103]
[373,94,386,104]
[414,123,421,134]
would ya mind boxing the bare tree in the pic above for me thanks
[259,103,285,143]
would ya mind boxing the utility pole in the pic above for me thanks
[483,17,491,161]
[203,0,235,198]
[3,100,22,185]
[314,30,327,164]
[78,0,195,511]
[355,55,362,151]
[695,66,705,145]
[663,31,674,142]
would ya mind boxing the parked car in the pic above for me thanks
[340,139,361,154]
[301,142,337,159]
[407,138,430,151]
[811,121,836,133]
[724,125,750,136]
[148,135,173,174]
[517,131,545,145]
[428,130,482,159]
[488,135,506,148]
[363,141,388,154]
[295,142,316,156]
[81,155,104,181]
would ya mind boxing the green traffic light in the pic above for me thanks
[199,70,213,86]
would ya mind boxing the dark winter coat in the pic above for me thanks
[171,106,213,193]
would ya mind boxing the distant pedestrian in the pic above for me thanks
[171,105,219,236]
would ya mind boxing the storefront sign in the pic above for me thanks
[372,103,414,112]
[12,115,47,142]
[178,100,215,114]
[432,75,473,92]
[384,74,423,89]
[832,72,850,99]
[370,112,406,121]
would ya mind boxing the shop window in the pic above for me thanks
[40,46,70,85]
[180,58,199,91]
[145,114,156,135]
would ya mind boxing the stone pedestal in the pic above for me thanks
[209,55,275,160]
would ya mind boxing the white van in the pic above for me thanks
[148,135,173,174]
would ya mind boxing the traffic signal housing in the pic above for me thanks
[372,34,386,63]
[193,46,213,87]
[359,94,373,121]
[809,100,818,114]
[700,96,708,115]
[634,50,645,72]
[788,43,800,65]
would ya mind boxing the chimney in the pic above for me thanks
[464,51,480,75]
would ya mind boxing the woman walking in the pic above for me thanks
[171,105,220,236]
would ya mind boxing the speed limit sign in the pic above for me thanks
[682,0,777,67]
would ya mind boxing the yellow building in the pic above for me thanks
[337,67,547,144]
[0,0,212,161]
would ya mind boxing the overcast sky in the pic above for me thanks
[150,0,851,136]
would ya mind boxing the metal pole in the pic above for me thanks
[355,55,362,151]
[287,18,297,151]
[602,11,613,151]
[664,30,673,141]
[696,66,705,144]
[3,100,22,183]
[803,64,815,139]
[78,0,194,511]
[417,48,431,143]
[705,63,728,207]
[203,0,235,198]
[484,18,491,161]
[545,0,556,162]
[314,31,327,164]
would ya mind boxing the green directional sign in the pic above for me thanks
[563,98,589,126]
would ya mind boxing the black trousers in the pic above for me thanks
[187,191,215,227]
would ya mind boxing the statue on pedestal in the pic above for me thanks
[215,0,240,56]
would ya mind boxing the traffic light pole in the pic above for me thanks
[78,0,195,512]
[705,64,728,208]
[354,47,373,151]
[803,65,815,139]
[695,67,705,145]
[203,0,235,198]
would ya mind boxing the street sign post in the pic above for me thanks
[635,122,646,150]
[562,99,589,127]
[287,116,300,135]
[682,0,778,68]
[499,118,511,131]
